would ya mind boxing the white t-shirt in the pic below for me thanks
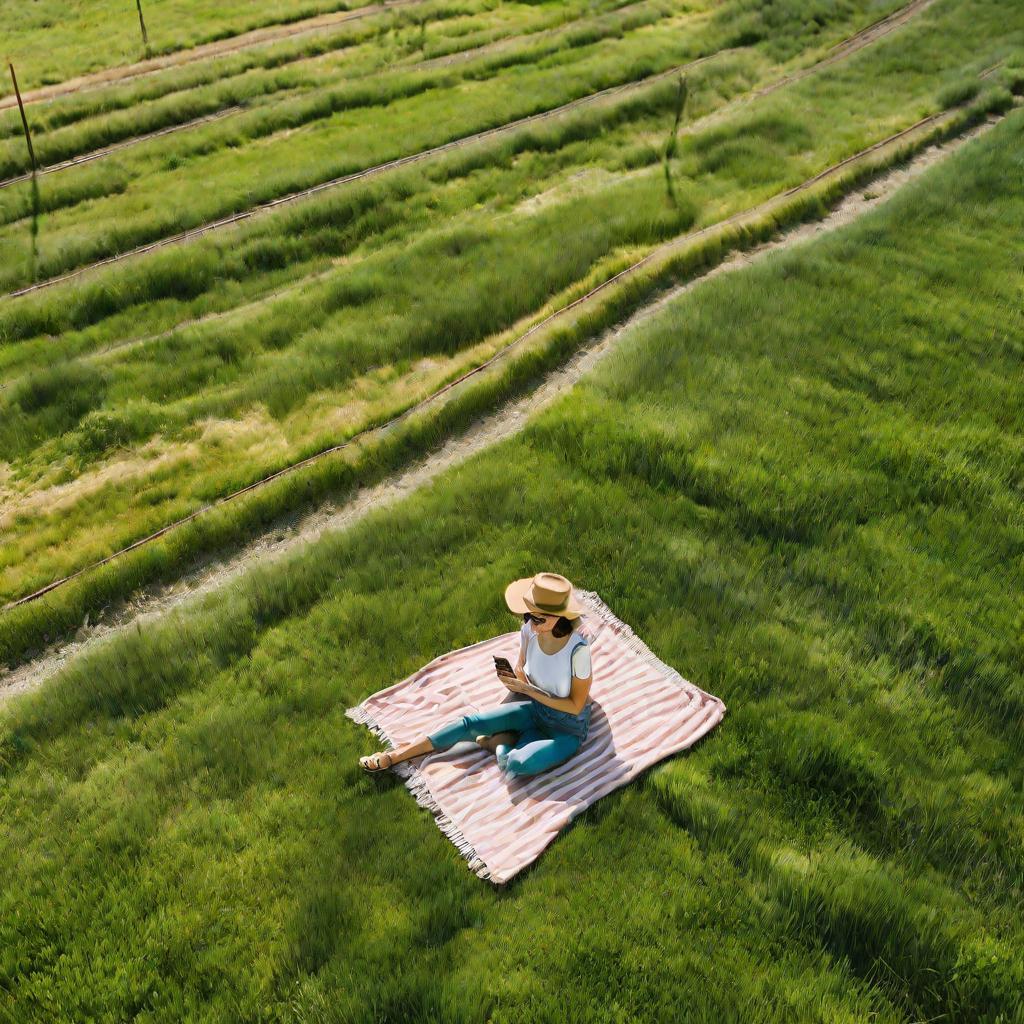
[519,623,592,699]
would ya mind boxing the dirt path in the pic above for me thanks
[0,111,1003,704]
[0,0,426,113]
[4,0,935,301]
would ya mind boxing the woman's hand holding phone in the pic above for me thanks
[494,655,528,693]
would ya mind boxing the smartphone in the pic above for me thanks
[493,655,514,674]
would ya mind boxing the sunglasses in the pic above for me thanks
[524,612,553,625]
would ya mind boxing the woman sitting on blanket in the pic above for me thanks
[359,572,593,777]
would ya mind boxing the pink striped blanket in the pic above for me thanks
[346,590,726,884]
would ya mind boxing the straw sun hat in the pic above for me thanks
[504,571,585,619]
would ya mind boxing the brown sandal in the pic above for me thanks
[359,750,395,773]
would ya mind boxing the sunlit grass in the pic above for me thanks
[0,0,436,94]
[0,0,1021,636]
[0,0,677,182]
[1,105,1021,1023]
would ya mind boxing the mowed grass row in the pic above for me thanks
[0,0,862,148]
[0,0,684,212]
[0,0,806,291]
[0,0,425,96]
[0,0,1019,625]
[0,0,476,139]
[0,0,663,178]
[0,106,1021,1024]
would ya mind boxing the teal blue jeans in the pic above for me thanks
[426,700,583,777]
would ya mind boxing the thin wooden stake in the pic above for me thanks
[136,0,150,47]
[8,62,37,173]
[663,73,688,208]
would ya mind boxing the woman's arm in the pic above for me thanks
[513,626,530,685]
[509,635,592,713]
[515,671,591,716]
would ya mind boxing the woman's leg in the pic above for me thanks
[494,727,545,772]
[503,729,582,777]
[426,701,534,752]
[361,702,534,770]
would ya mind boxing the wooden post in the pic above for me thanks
[663,73,688,207]
[136,0,150,47]
[9,62,41,278]
[8,62,37,173]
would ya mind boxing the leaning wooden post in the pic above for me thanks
[8,62,37,173]
[9,61,41,277]
[662,73,688,208]
[136,0,150,47]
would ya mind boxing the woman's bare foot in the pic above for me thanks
[475,731,519,754]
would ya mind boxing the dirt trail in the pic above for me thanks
[3,84,1006,612]
[0,111,1003,705]
[3,99,978,612]
[3,0,935,301]
[0,0,426,113]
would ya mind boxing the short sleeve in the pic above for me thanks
[519,623,529,659]
[571,642,592,678]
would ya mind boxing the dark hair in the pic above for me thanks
[523,613,579,638]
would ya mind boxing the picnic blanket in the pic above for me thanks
[346,589,726,884]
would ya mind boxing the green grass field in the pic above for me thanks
[0,0,422,93]
[0,0,662,169]
[1,93,1022,1022]
[1,0,1022,670]
[1,2,1024,1016]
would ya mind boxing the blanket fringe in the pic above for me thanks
[345,704,494,881]
[576,590,726,712]
[345,589,723,884]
